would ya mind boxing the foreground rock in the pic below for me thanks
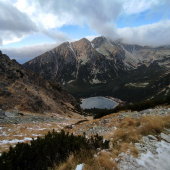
[0,111,65,124]
[161,133,170,143]
[118,138,170,170]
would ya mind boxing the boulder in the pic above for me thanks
[0,110,5,116]
[165,128,170,134]
[148,135,158,141]
[161,133,170,143]
[142,136,150,144]
[5,110,19,117]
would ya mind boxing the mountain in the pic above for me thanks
[0,50,80,116]
[23,36,170,102]
[23,37,136,85]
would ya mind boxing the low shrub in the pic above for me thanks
[0,130,109,170]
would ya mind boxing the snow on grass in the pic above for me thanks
[136,140,170,170]
[13,135,23,137]
[0,137,34,145]
[36,128,46,130]
[57,125,63,129]
[0,132,8,136]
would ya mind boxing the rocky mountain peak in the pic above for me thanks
[71,37,92,50]
[91,36,111,49]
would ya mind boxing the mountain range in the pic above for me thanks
[23,36,170,102]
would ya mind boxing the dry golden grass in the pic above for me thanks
[55,155,76,170]
[97,152,118,170]
[138,115,170,135]
[55,150,118,170]
[107,114,170,158]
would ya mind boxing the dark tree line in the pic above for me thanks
[0,130,109,170]
[91,95,170,119]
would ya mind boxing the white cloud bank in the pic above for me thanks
[1,42,61,63]
[116,20,170,46]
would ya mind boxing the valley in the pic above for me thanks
[1,0,170,169]
[1,36,170,169]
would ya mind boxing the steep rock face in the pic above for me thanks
[92,36,139,70]
[0,51,78,114]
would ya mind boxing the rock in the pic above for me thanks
[147,135,158,141]
[161,133,170,143]
[142,136,150,144]
[5,110,19,117]
[0,110,5,116]
[118,152,125,157]
[165,128,170,134]
[115,158,120,163]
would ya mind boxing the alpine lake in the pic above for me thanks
[80,96,117,109]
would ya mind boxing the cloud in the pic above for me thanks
[122,0,160,15]
[85,36,97,41]
[0,0,71,45]
[34,0,123,36]
[1,0,170,47]
[1,42,61,63]
[0,1,36,32]
[13,0,123,41]
[116,20,170,46]
[42,30,71,42]
[0,1,37,45]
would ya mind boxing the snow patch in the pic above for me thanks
[67,80,74,84]
[106,38,113,46]
[68,43,75,54]
[91,42,94,48]
[36,128,46,130]
[0,138,33,145]
[136,140,170,170]
[75,164,84,170]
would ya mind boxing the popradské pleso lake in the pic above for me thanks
[80,97,117,109]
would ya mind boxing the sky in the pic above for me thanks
[0,0,170,64]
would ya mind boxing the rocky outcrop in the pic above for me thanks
[161,133,170,143]
[0,51,79,115]
[0,110,66,124]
